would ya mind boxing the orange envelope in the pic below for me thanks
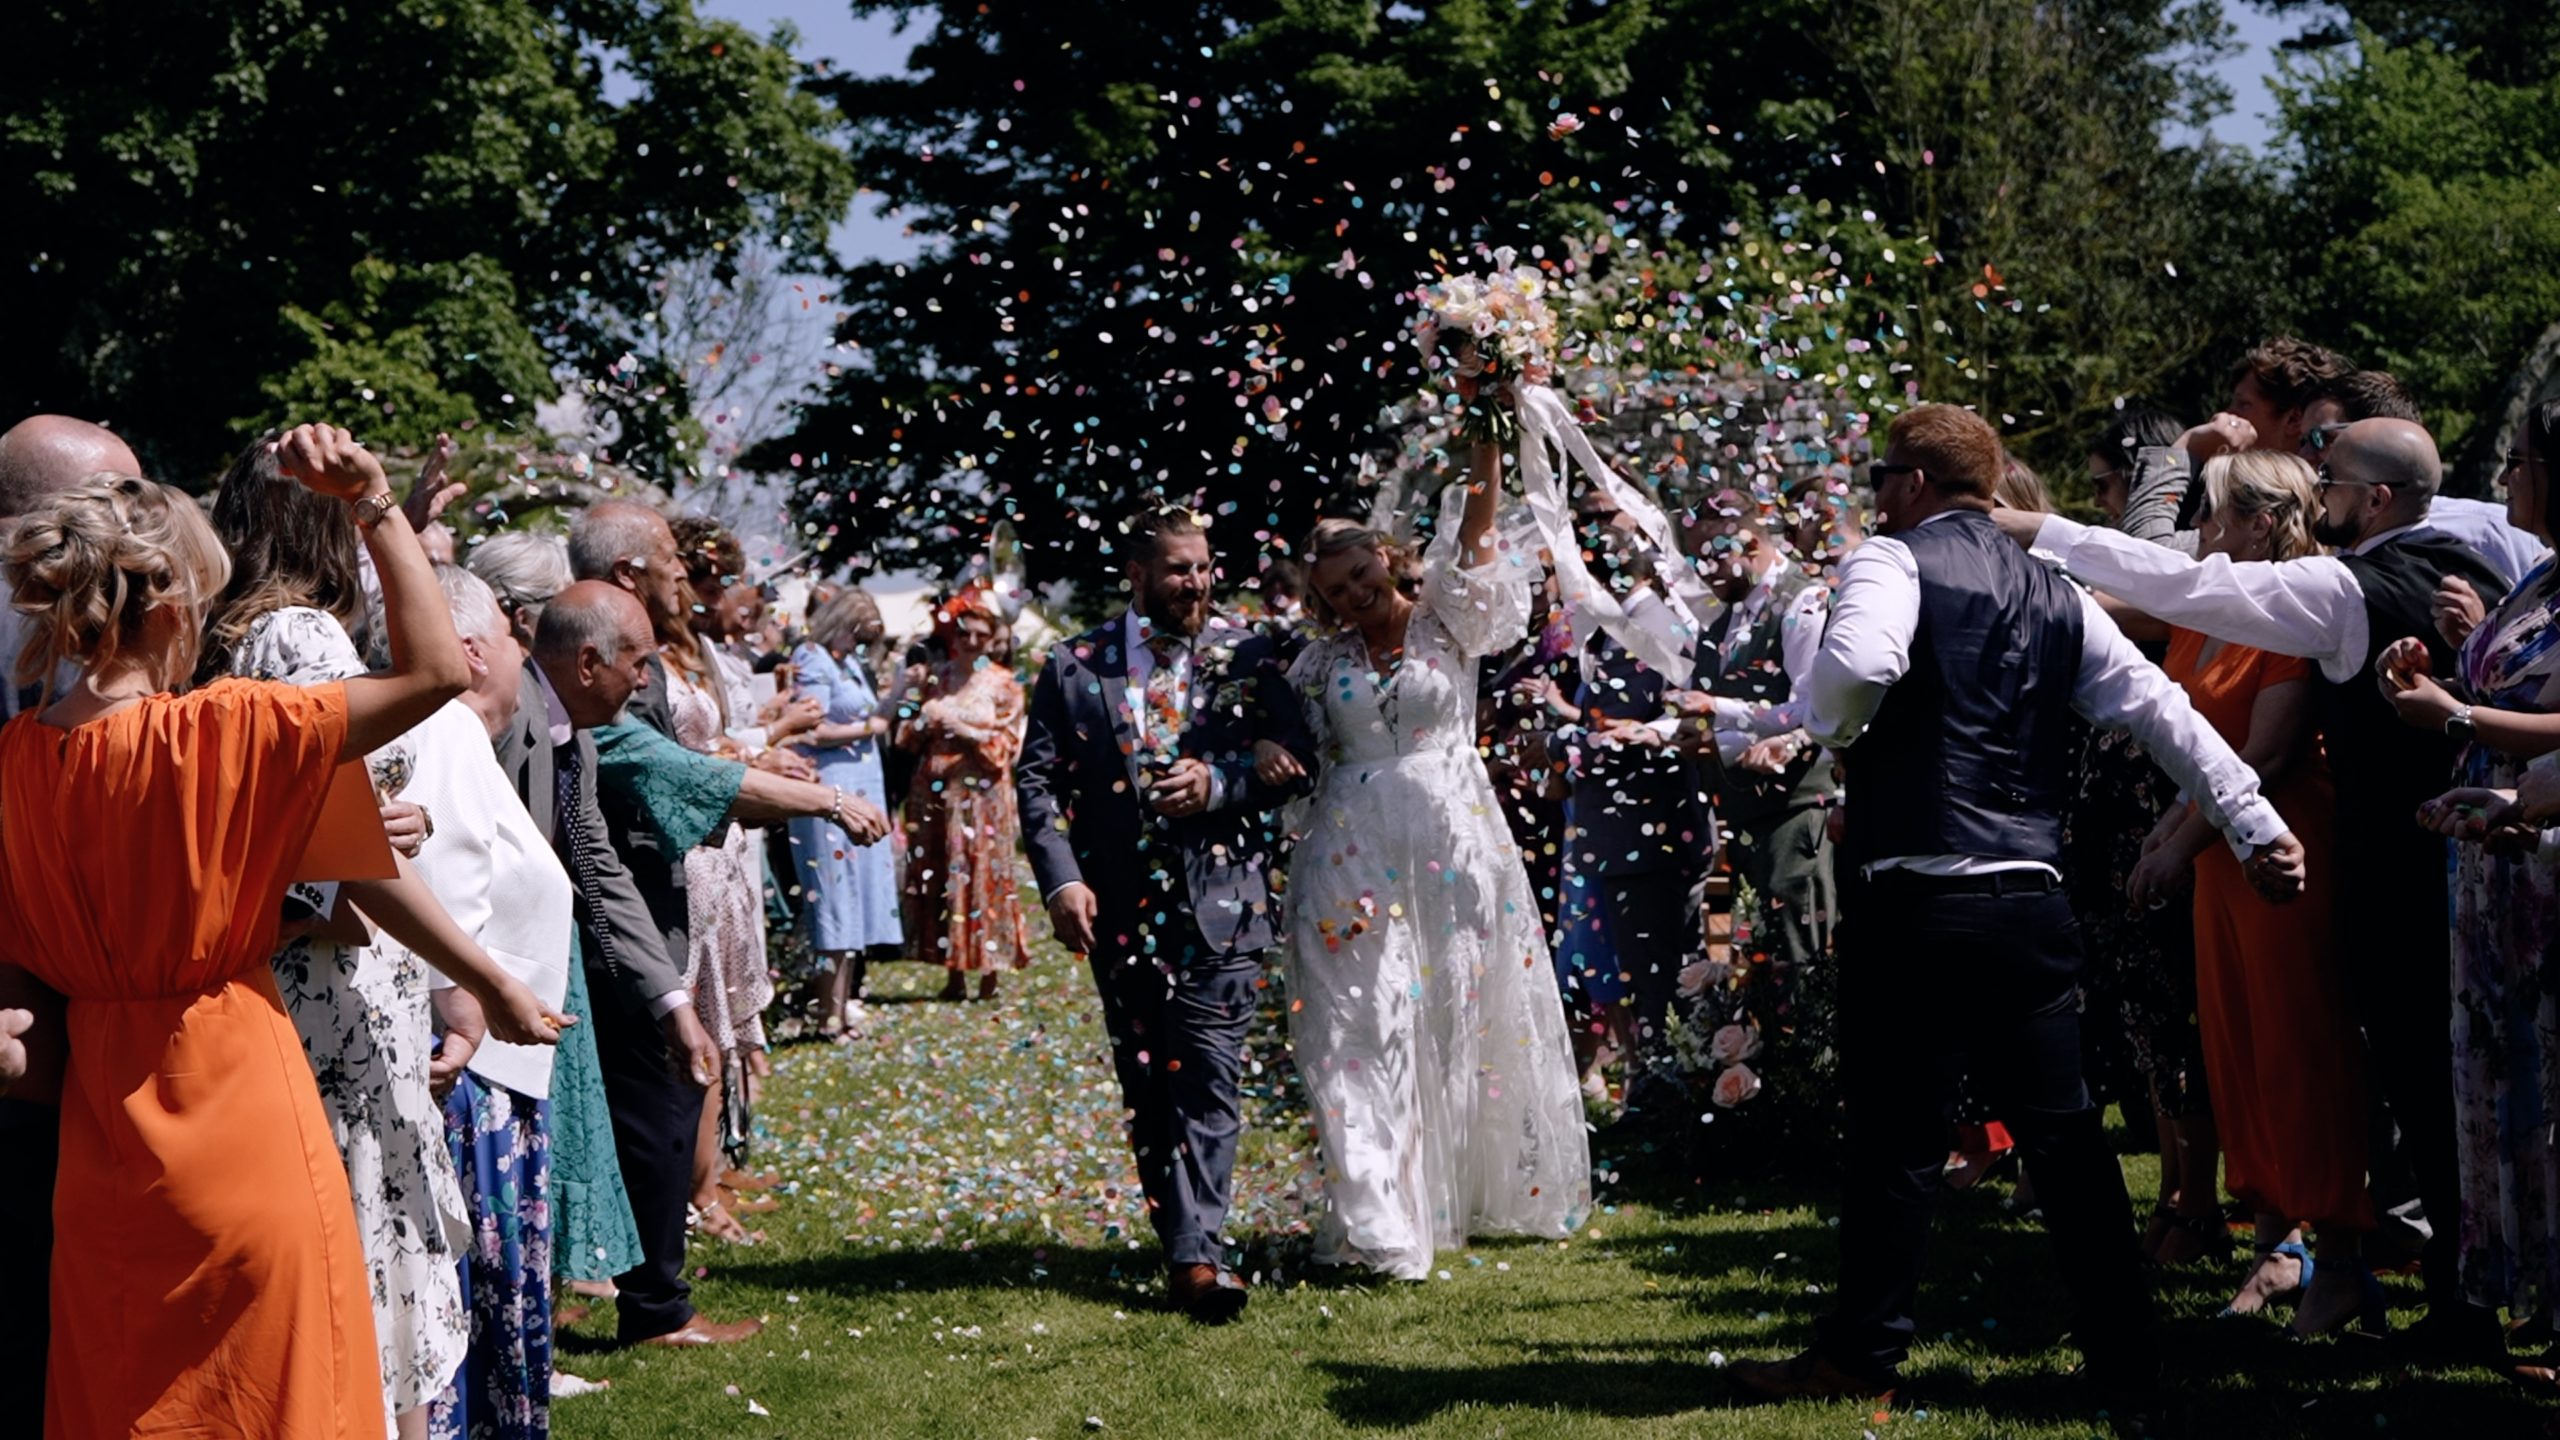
[292,760,399,883]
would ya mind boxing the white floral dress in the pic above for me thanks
[1283,515,1592,1279]
[232,606,469,1420]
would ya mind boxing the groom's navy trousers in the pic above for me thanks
[1089,914,1261,1267]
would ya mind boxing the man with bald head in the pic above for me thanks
[0,414,137,1422]
[1995,418,2509,1357]
[497,581,758,1347]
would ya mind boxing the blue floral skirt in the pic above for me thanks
[429,1074,552,1440]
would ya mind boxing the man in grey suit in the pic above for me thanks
[494,580,756,1347]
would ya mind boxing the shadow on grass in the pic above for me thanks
[1314,1345,1725,1425]
[704,1236,1160,1310]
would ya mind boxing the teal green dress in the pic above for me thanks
[550,938,646,1282]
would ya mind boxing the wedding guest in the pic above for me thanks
[2111,340,2358,558]
[468,530,573,652]
[1668,491,1836,984]
[899,584,1032,999]
[1732,404,2303,1403]
[203,432,572,1435]
[0,412,135,1425]
[1015,504,1312,1320]
[503,581,740,1349]
[2127,453,2370,1327]
[2047,419,2220,1265]
[1542,525,1708,1115]
[1263,437,1593,1281]
[1993,417,2508,1354]
[433,561,641,1409]
[790,587,903,1031]
[2298,370,2549,589]
[0,433,551,1437]
[642,526,776,1245]
[396,564,579,1440]
[2389,391,2560,1380]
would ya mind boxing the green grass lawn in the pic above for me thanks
[551,935,2553,1439]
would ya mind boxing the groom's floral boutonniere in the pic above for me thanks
[1197,629,1246,717]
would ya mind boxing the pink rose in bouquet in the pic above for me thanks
[1707,1023,1761,1067]
[1711,1063,1762,1109]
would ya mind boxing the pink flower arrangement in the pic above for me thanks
[1711,1063,1762,1108]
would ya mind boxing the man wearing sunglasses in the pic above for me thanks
[2298,371,2548,591]
[1729,404,2304,1407]
[1995,416,2511,1362]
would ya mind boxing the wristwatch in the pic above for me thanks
[2446,705,2477,744]
[350,490,399,528]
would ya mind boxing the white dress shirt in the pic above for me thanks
[1810,510,2288,877]
[1702,566,1830,762]
[2415,495,2549,592]
[2030,512,2429,686]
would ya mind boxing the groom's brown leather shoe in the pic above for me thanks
[1727,1349,1894,1405]
[1169,1263,1249,1325]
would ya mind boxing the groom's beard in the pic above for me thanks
[1142,578,1209,637]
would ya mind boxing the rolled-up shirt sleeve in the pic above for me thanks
[1807,537,1918,750]
[2034,512,2368,683]
[2069,589,2287,854]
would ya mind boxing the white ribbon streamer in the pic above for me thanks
[1510,382,1712,679]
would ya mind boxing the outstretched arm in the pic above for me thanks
[272,424,470,759]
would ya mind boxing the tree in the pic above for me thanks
[1830,0,2284,486]
[772,0,1884,598]
[2272,27,2560,485]
[776,0,2279,587]
[3,0,856,483]
[2268,0,2560,87]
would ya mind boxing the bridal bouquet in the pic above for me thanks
[1412,253,1557,446]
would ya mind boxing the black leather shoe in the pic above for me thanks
[1727,1349,1894,1405]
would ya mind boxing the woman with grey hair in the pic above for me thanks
[788,586,902,1031]
[467,531,573,652]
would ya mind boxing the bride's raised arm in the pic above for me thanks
[1455,438,1501,569]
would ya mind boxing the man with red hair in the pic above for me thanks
[1731,403,2306,1404]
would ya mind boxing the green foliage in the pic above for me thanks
[2274,28,2560,467]
[775,0,2262,588]
[772,0,1881,595]
[1,0,855,483]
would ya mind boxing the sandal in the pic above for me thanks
[687,1199,760,1245]
[2218,1240,2311,1318]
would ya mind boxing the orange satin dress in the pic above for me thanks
[2164,628,2372,1229]
[0,680,386,1439]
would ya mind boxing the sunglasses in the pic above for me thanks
[2506,450,2543,472]
[1868,462,1922,485]
[2314,461,2384,495]
[2303,423,2349,453]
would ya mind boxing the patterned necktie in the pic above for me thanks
[554,739,623,977]
[1144,633,1187,759]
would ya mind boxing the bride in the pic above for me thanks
[1258,434,1592,1279]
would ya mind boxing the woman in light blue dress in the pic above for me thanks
[789,588,902,1028]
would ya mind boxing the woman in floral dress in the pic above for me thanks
[898,585,1031,1000]
[2396,398,2560,1369]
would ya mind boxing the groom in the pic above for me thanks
[1017,505,1315,1323]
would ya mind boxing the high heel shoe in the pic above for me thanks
[2286,1266,2387,1342]
[2218,1240,2311,1319]
[2149,1207,2233,1268]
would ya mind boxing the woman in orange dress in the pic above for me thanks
[2120,451,2372,1336]
[899,585,1031,1000]
[0,428,554,1438]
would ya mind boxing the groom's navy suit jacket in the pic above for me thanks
[1017,612,1315,959]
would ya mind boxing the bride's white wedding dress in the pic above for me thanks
[1283,514,1592,1279]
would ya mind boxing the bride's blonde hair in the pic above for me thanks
[1300,518,1411,632]
[6,475,232,695]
